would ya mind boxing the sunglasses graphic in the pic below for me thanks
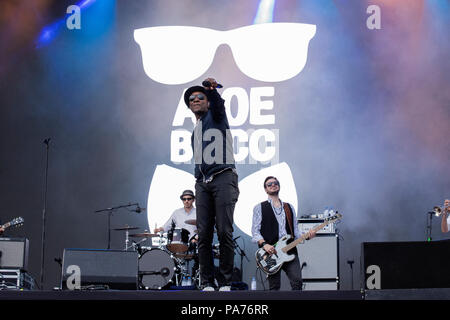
[147,162,297,236]
[134,23,316,85]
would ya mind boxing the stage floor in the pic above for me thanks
[0,289,361,300]
[0,288,449,300]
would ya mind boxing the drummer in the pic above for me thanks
[154,190,198,243]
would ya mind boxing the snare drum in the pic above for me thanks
[167,228,190,253]
[138,248,178,289]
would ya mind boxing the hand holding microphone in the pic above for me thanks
[202,77,223,89]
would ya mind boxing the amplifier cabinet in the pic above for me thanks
[61,249,138,290]
[0,238,29,270]
[298,219,335,234]
[297,234,339,283]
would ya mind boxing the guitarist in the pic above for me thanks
[252,176,315,290]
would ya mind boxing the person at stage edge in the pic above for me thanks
[185,78,239,292]
[252,176,315,290]
[440,199,450,233]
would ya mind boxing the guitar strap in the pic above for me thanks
[283,203,294,236]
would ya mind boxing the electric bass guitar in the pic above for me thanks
[255,213,342,275]
[0,217,24,232]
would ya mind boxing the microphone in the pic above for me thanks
[161,267,170,277]
[140,267,170,276]
[134,206,146,213]
[202,80,223,88]
[233,236,241,241]
[43,138,51,145]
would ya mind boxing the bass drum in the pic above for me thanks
[139,248,177,289]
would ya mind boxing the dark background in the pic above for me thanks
[0,0,449,290]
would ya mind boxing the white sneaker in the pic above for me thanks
[202,286,215,292]
[219,286,231,291]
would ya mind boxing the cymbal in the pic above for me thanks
[113,226,139,231]
[129,233,158,238]
[185,219,197,226]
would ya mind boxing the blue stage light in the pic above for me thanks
[253,0,276,24]
[36,19,65,48]
[35,0,98,48]
[79,0,96,9]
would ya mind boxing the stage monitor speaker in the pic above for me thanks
[61,249,138,290]
[361,240,450,290]
[0,238,29,270]
[297,234,339,281]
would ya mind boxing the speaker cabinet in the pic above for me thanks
[61,249,138,290]
[361,240,450,290]
[0,238,29,270]
[297,234,339,282]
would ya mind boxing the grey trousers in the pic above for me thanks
[268,253,303,290]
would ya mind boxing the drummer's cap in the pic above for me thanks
[180,190,195,200]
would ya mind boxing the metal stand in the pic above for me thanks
[95,203,140,250]
[427,212,434,242]
[125,229,130,251]
[40,138,51,290]
[232,237,249,282]
[347,260,354,290]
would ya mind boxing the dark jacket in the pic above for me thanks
[191,89,235,183]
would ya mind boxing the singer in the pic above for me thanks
[184,78,239,291]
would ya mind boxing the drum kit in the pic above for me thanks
[114,219,209,290]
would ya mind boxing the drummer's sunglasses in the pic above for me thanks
[182,197,194,201]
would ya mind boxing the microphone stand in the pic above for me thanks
[347,260,354,290]
[426,211,434,242]
[232,237,249,282]
[95,202,139,249]
[40,138,51,290]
